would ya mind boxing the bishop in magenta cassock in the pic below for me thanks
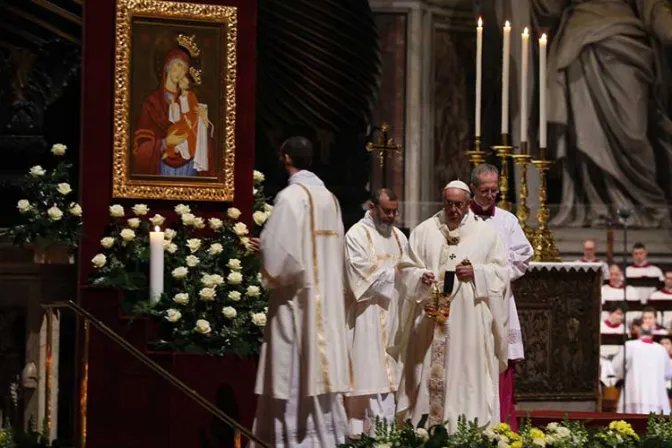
[394,180,510,433]
[469,164,533,431]
[252,137,350,447]
[343,188,408,435]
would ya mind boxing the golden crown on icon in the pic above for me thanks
[189,67,202,86]
[176,34,200,59]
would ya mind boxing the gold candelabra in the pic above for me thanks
[492,133,513,211]
[466,137,487,167]
[531,151,560,261]
[511,141,534,241]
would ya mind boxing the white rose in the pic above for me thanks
[263,203,273,213]
[415,428,429,441]
[173,293,189,305]
[251,312,267,327]
[109,204,125,217]
[150,214,166,226]
[165,309,182,323]
[47,206,63,221]
[69,203,82,216]
[497,441,509,448]
[228,291,242,301]
[227,258,242,271]
[253,170,265,184]
[100,237,115,249]
[199,287,217,301]
[17,200,32,213]
[233,222,248,236]
[194,319,211,334]
[193,217,206,229]
[227,207,242,219]
[253,188,258,195]
[175,204,191,215]
[227,271,243,285]
[172,266,189,279]
[29,165,46,177]
[181,213,196,226]
[207,243,223,255]
[546,423,559,432]
[246,285,261,298]
[120,228,136,242]
[375,444,392,448]
[165,242,178,254]
[257,272,263,283]
[91,253,106,268]
[222,306,237,319]
[201,274,223,287]
[164,228,177,240]
[252,210,268,226]
[484,429,497,440]
[132,204,149,216]
[127,218,140,229]
[185,255,200,267]
[498,435,510,443]
[186,238,201,253]
[50,143,67,156]
[556,427,571,438]
[56,183,72,195]
[533,438,546,447]
[240,237,252,251]
[208,217,223,230]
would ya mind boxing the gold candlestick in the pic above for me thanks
[511,142,534,241]
[492,134,513,211]
[466,136,487,167]
[531,153,560,261]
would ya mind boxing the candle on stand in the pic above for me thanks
[475,17,483,138]
[501,20,511,135]
[520,27,529,151]
[539,33,548,158]
[149,226,164,305]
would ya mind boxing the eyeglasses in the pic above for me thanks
[444,201,465,209]
[375,205,399,216]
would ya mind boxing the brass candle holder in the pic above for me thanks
[511,141,534,241]
[466,136,487,167]
[492,133,513,212]
[531,152,560,261]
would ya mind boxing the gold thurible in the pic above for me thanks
[491,133,513,212]
[511,141,534,241]
[531,149,560,261]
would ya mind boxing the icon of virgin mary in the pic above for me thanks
[132,34,214,177]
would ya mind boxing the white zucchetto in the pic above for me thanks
[443,180,472,194]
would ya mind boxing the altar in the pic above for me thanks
[512,262,603,411]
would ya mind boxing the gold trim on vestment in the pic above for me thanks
[314,230,338,236]
[295,183,332,392]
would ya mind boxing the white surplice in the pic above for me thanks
[611,339,672,414]
[650,289,672,328]
[626,263,664,303]
[252,170,349,447]
[343,211,409,435]
[476,207,533,361]
[394,210,510,433]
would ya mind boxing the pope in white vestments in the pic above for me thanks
[252,137,350,447]
[343,189,408,435]
[394,180,510,433]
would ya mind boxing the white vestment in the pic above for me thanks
[611,339,672,414]
[394,210,510,433]
[650,289,672,328]
[626,264,664,302]
[476,207,533,361]
[252,170,349,447]
[343,212,408,435]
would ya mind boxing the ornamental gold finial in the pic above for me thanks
[188,67,202,86]
[177,34,201,59]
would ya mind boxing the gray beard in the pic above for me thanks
[374,221,392,236]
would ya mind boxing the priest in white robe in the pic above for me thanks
[611,327,672,414]
[252,136,350,447]
[343,188,408,436]
[394,180,510,433]
[469,164,533,431]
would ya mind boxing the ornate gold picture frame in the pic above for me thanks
[112,0,237,201]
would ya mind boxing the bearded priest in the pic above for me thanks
[394,180,510,433]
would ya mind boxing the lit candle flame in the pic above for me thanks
[504,20,510,29]
[540,33,548,44]
[154,226,161,232]
[523,27,529,37]
[477,17,483,28]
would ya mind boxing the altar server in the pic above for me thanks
[394,180,510,433]
[469,164,533,430]
[343,188,408,436]
[252,136,350,447]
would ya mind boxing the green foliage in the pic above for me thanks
[3,143,82,252]
[89,171,272,358]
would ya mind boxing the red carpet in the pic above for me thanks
[516,410,651,434]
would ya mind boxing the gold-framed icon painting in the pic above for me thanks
[112,0,237,202]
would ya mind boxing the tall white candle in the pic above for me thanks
[520,27,529,146]
[149,226,164,305]
[475,17,483,138]
[501,20,511,134]
[539,33,548,152]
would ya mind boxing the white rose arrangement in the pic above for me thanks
[4,143,83,253]
[89,170,273,357]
